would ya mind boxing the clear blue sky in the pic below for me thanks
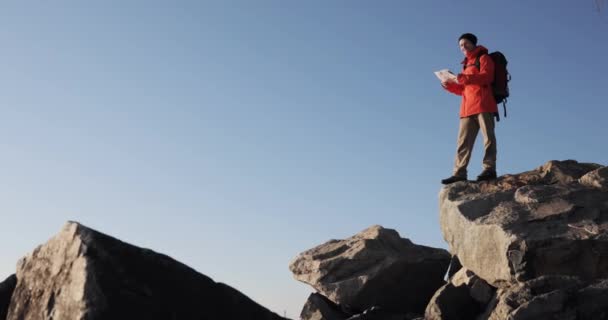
[1,1,606,317]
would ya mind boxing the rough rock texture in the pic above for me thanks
[7,221,287,320]
[290,225,450,314]
[301,293,349,320]
[425,268,493,320]
[440,160,608,286]
[0,274,17,320]
[579,166,608,190]
[481,276,608,320]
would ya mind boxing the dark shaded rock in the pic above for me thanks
[301,292,349,320]
[446,256,462,281]
[425,284,479,320]
[290,225,450,314]
[7,221,288,320]
[452,269,493,305]
[0,274,16,320]
[575,279,608,319]
[478,275,608,319]
[425,268,494,320]
[440,160,608,286]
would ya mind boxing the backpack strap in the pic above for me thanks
[463,53,484,70]
[493,97,507,123]
[503,72,511,119]
[494,100,507,122]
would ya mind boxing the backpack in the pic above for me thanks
[466,51,511,121]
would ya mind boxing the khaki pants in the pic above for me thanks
[453,112,497,177]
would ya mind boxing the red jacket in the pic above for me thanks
[444,45,498,118]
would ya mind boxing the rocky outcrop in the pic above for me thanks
[290,160,608,319]
[0,274,16,320]
[6,221,287,320]
[435,160,608,319]
[290,225,450,317]
[440,160,608,286]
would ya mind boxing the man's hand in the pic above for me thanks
[441,80,451,88]
[457,73,466,84]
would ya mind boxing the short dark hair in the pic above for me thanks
[458,33,478,46]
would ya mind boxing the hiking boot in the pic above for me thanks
[441,175,467,185]
[476,169,497,182]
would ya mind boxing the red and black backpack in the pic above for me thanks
[465,51,511,121]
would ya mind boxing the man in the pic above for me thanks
[441,33,498,184]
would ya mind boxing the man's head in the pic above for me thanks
[458,33,477,55]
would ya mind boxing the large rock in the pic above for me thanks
[290,225,450,314]
[7,221,288,320]
[0,274,17,320]
[481,276,608,320]
[440,160,608,286]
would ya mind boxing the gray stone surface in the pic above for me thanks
[290,225,450,314]
[7,221,288,320]
[440,160,608,286]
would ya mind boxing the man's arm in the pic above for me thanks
[442,81,464,96]
[457,55,495,86]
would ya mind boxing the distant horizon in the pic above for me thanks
[1,1,607,317]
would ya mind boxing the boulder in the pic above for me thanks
[290,225,450,314]
[0,274,17,320]
[440,160,608,286]
[6,221,287,320]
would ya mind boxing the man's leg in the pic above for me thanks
[478,112,497,173]
[453,115,480,178]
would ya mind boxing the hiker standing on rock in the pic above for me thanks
[441,33,499,184]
